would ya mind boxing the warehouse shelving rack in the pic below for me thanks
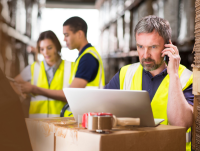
[95,0,195,84]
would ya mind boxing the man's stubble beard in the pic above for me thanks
[141,57,164,71]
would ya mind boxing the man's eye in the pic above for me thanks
[152,46,156,49]
[139,45,143,48]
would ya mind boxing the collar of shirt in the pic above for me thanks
[75,43,92,62]
[43,58,62,73]
[143,68,168,79]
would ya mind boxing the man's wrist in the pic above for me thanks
[169,72,179,79]
[169,73,182,90]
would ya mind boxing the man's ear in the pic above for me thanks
[78,30,84,39]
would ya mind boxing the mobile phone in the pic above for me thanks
[164,41,170,65]
[164,55,169,65]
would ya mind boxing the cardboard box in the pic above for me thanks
[26,117,75,151]
[26,117,186,151]
[0,69,32,151]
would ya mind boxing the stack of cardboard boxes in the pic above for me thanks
[26,117,186,151]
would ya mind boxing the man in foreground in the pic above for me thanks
[105,15,193,151]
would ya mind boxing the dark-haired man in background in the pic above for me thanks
[63,16,105,89]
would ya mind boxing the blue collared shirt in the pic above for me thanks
[75,43,99,82]
[104,67,194,105]
[43,58,62,85]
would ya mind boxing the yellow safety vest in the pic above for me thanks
[64,46,105,117]
[119,62,193,151]
[29,60,73,118]
[69,46,105,89]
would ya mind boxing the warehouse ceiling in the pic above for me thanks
[46,0,96,9]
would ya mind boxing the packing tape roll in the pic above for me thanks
[87,116,112,131]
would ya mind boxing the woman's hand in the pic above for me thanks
[20,82,35,94]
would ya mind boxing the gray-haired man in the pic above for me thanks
[105,15,193,151]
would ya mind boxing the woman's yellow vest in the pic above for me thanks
[29,60,73,118]
[119,62,193,151]
[64,47,105,117]
[69,46,105,89]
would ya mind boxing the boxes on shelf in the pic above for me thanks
[138,0,153,20]
[109,23,118,54]
[163,0,179,41]
[177,0,195,44]
[103,0,110,26]
[124,10,131,53]
[130,9,139,49]
[110,0,118,21]
[99,0,110,30]
[26,117,186,151]
[117,16,124,52]
[124,0,135,8]
[99,6,105,30]
[16,0,26,34]
[130,0,153,50]
[117,0,125,15]
[102,29,110,56]
[152,0,164,18]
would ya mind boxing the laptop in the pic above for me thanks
[63,88,164,127]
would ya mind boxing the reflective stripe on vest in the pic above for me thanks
[69,46,105,89]
[119,63,193,151]
[122,63,193,90]
[30,60,72,118]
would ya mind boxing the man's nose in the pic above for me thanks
[143,49,150,58]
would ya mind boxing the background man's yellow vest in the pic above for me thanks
[64,47,105,117]
[69,46,105,89]
[30,60,73,118]
[119,62,193,151]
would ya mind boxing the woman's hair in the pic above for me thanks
[37,30,62,56]
[134,15,171,44]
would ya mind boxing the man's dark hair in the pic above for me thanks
[63,16,88,37]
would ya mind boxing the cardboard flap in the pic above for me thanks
[0,69,32,151]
